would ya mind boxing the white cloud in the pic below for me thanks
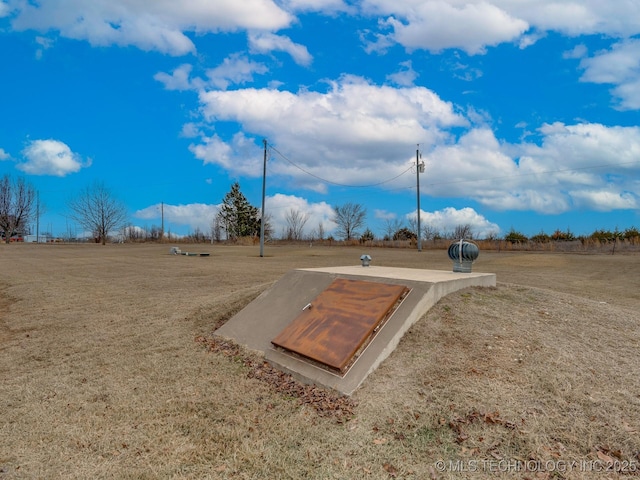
[190,75,640,215]
[386,60,418,86]
[374,209,397,221]
[497,1,640,38]
[194,76,466,188]
[611,78,640,111]
[8,0,292,55]
[265,193,335,238]
[425,127,519,196]
[134,195,336,239]
[187,61,640,216]
[579,39,640,110]
[518,31,545,49]
[563,43,588,60]
[409,207,500,239]
[155,55,268,92]
[362,1,640,55]
[248,32,313,66]
[190,132,261,178]
[18,139,88,176]
[6,0,640,60]
[569,190,637,211]
[0,148,9,160]
[366,1,529,55]
[180,122,201,138]
[422,122,640,214]
[34,35,54,59]
[530,122,640,168]
[154,64,195,91]
[206,53,269,89]
[281,0,354,14]
[134,202,219,234]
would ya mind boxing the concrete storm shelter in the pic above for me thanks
[215,265,496,395]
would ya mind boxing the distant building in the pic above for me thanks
[24,235,52,243]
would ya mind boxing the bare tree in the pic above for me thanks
[68,182,128,245]
[332,203,366,241]
[211,214,224,242]
[0,175,36,243]
[382,218,404,240]
[453,224,473,239]
[260,211,273,241]
[422,224,441,241]
[284,208,309,241]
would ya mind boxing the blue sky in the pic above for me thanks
[1,0,639,240]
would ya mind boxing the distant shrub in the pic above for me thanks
[530,231,551,243]
[504,228,528,243]
[624,226,640,240]
[393,227,417,241]
[551,228,575,241]
[360,229,375,243]
[590,229,615,242]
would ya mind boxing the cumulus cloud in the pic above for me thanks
[134,202,219,234]
[7,0,292,55]
[248,32,313,66]
[281,0,354,14]
[154,64,195,91]
[380,2,529,55]
[0,148,9,160]
[579,39,640,110]
[134,195,335,239]
[386,60,418,86]
[205,53,269,89]
[189,132,262,177]
[374,209,397,221]
[516,123,640,211]
[423,122,640,213]
[189,71,640,215]
[497,1,640,38]
[194,76,466,189]
[361,1,640,55]
[155,55,268,92]
[18,139,89,176]
[265,193,335,238]
[409,207,500,239]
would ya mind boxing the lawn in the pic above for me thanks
[1,243,639,479]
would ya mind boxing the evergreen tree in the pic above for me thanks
[217,182,260,240]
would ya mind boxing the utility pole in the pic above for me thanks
[36,191,40,243]
[416,145,424,252]
[260,139,267,257]
[161,201,164,239]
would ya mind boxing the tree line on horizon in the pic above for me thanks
[1,174,639,246]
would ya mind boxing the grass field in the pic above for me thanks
[1,243,639,479]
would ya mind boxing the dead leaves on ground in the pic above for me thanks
[195,335,356,421]
[446,409,640,476]
[448,409,519,446]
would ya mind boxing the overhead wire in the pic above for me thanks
[267,144,414,188]
[421,160,640,188]
[267,143,639,192]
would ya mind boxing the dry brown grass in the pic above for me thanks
[1,243,639,479]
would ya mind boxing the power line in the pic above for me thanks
[267,144,414,188]
[423,160,640,188]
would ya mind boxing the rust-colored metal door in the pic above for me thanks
[271,278,409,373]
